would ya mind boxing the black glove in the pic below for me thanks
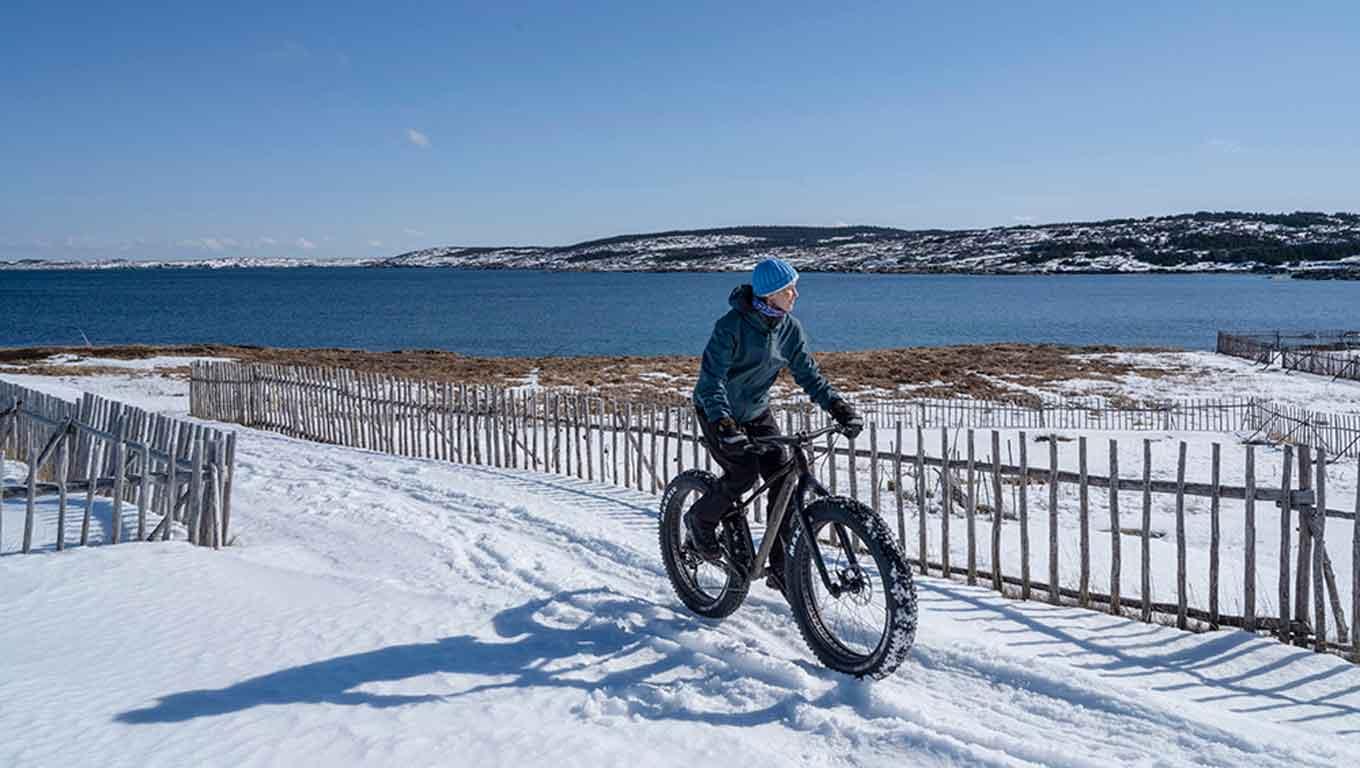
[828,399,864,439]
[715,416,750,450]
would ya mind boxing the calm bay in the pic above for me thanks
[2,268,1356,356]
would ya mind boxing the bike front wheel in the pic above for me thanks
[785,496,917,679]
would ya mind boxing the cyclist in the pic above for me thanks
[689,257,864,590]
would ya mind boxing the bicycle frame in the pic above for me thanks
[724,425,860,597]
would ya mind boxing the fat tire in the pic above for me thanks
[659,470,752,619]
[785,496,917,679]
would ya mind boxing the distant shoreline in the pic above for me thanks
[0,262,1350,278]
[8,212,1360,276]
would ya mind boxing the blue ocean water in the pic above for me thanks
[1,268,1356,356]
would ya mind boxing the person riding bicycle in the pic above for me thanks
[688,257,864,588]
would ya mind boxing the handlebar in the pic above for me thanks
[746,423,847,447]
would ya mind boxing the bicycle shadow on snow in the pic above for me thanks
[115,587,858,728]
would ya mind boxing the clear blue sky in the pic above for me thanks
[4,1,1358,261]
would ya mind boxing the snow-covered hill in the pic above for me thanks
[2,369,1359,767]
[377,212,1360,275]
[6,212,1360,275]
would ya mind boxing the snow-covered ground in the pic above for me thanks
[2,366,1360,766]
[1060,350,1360,412]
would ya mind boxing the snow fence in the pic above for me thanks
[190,360,1360,663]
[2,380,235,553]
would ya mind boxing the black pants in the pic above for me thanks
[690,406,793,534]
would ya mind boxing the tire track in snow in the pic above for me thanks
[223,429,1360,767]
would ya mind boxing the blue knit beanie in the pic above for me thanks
[751,258,799,297]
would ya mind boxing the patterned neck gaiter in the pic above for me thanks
[752,296,787,319]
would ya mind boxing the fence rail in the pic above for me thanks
[192,360,1360,661]
[854,396,1360,460]
[1,380,235,553]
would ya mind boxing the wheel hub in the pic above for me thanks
[837,567,873,606]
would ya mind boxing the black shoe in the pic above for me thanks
[684,511,723,562]
[765,571,787,597]
[766,553,788,597]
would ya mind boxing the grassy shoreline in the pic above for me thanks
[1,342,1180,403]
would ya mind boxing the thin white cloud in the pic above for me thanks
[296,237,317,250]
[406,128,431,149]
[0,238,54,250]
[257,237,278,246]
[1205,138,1245,154]
[177,237,228,251]
[1013,215,1036,223]
[403,228,425,237]
[257,41,311,62]
[368,240,385,247]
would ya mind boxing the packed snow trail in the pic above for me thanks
[2,390,1359,766]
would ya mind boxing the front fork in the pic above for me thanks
[792,460,862,598]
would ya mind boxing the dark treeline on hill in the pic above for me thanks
[379,210,1360,276]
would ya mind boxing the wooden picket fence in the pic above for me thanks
[858,396,1360,459]
[860,397,1256,432]
[191,360,1360,661]
[1,380,235,553]
[1218,329,1360,382]
[1246,400,1360,460]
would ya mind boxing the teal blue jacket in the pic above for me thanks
[693,285,840,424]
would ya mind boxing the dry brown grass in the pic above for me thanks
[1,342,1183,405]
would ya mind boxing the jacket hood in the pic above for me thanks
[728,284,755,312]
[727,284,779,332]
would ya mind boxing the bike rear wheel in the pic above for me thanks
[785,496,917,679]
[659,470,752,619]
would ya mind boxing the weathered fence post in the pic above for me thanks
[990,430,1004,592]
[648,403,658,491]
[1078,436,1089,607]
[1278,444,1295,644]
[1049,436,1060,605]
[1019,432,1031,599]
[966,429,977,586]
[894,421,905,549]
[1295,446,1314,636]
[634,402,644,490]
[189,434,205,547]
[622,401,632,489]
[1141,439,1153,622]
[941,427,951,578]
[915,425,927,575]
[869,421,880,518]
[55,433,69,551]
[1353,453,1359,661]
[137,443,150,542]
[163,439,176,542]
[1209,442,1221,628]
[848,428,859,501]
[1312,446,1327,650]
[1175,441,1188,630]
[827,430,837,495]
[1109,439,1121,615]
[22,424,38,553]
[1244,444,1257,631]
[110,417,128,544]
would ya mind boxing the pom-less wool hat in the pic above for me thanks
[752,258,799,297]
